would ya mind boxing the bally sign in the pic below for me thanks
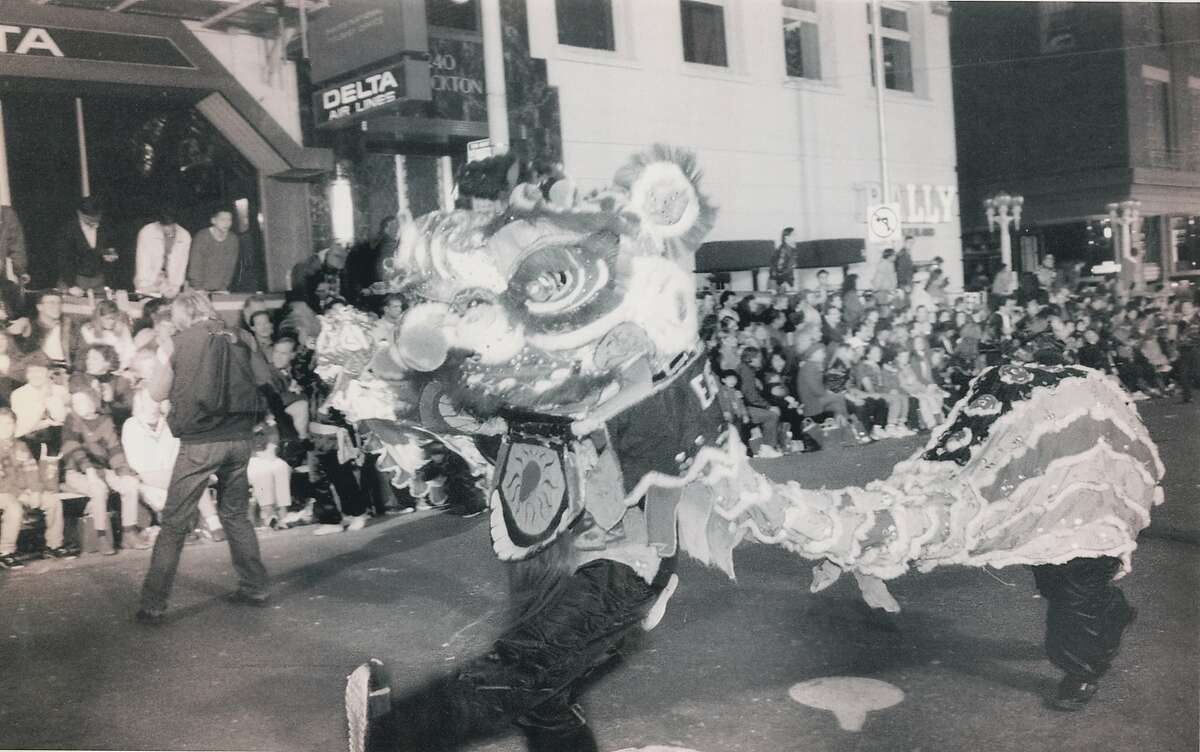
[0,23,193,68]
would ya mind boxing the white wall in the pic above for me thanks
[527,0,962,289]
[187,24,304,145]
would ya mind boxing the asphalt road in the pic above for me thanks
[1,400,1197,752]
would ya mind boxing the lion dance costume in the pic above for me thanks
[327,148,1161,751]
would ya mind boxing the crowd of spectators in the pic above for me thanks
[0,235,473,570]
[3,225,1198,572]
[701,257,1200,456]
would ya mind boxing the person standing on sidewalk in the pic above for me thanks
[136,291,271,624]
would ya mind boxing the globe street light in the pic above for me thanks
[985,192,1023,270]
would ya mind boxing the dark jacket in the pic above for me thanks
[53,217,118,289]
[736,363,771,409]
[895,249,914,288]
[62,412,133,476]
[17,316,82,370]
[157,319,270,443]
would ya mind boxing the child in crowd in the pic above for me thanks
[0,408,73,569]
[269,334,310,439]
[79,300,135,370]
[11,352,68,456]
[716,370,755,455]
[121,389,223,542]
[72,343,135,425]
[894,349,945,430]
[248,416,294,529]
[61,384,146,555]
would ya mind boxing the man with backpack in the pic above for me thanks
[136,291,272,624]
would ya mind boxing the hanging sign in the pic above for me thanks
[314,60,429,129]
[306,0,428,84]
[866,203,904,245]
[466,138,493,162]
[0,23,193,67]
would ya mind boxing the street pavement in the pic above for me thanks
[1,400,1196,752]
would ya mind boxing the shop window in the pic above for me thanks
[1172,215,1200,273]
[783,0,820,80]
[867,3,913,92]
[681,0,729,67]
[1039,2,1076,53]
[426,0,478,32]
[557,0,616,51]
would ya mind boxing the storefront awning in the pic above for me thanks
[0,2,332,178]
[695,238,866,273]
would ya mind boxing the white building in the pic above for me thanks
[526,0,962,289]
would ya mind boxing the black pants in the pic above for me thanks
[1177,346,1197,401]
[1031,556,1134,682]
[372,559,666,751]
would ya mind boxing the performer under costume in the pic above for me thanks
[331,148,1162,752]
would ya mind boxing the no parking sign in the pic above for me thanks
[866,203,903,245]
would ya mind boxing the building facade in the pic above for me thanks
[525,0,963,289]
[952,1,1200,281]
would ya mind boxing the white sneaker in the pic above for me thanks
[871,426,888,441]
[414,501,434,511]
[345,515,367,532]
[313,524,344,536]
[1131,391,1149,401]
[885,425,904,438]
[756,445,783,458]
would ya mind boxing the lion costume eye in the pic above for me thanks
[512,245,608,316]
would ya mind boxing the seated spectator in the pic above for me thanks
[121,390,222,540]
[79,300,135,370]
[71,343,135,426]
[855,345,904,440]
[11,352,68,456]
[13,290,79,370]
[878,350,916,436]
[248,310,275,354]
[0,331,22,407]
[817,341,875,445]
[763,371,818,452]
[0,407,73,569]
[736,346,782,457]
[269,334,310,439]
[1076,329,1111,372]
[894,349,945,430]
[248,417,294,529]
[716,370,755,454]
[129,305,176,384]
[61,384,147,555]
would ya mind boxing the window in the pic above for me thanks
[867,4,913,92]
[1039,2,1076,53]
[783,0,820,80]
[1145,79,1173,153]
[426,0,478,31]
[557,0,616,51]
[681,0,728,67]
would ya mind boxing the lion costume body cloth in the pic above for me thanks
[326,148,1162,751]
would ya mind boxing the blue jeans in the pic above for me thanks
[139,438,269,612]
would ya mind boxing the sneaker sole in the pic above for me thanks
[346,659,392,752]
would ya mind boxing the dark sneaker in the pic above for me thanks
[0,553,25,570]
[1048,676,1099,711]
[224,590,270,608]
[122,527,152,551]
[43,546,78,560]
[135,609,166,626]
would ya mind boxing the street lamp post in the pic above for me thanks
[984,192,1024,270]
[1107,200,1143,296]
